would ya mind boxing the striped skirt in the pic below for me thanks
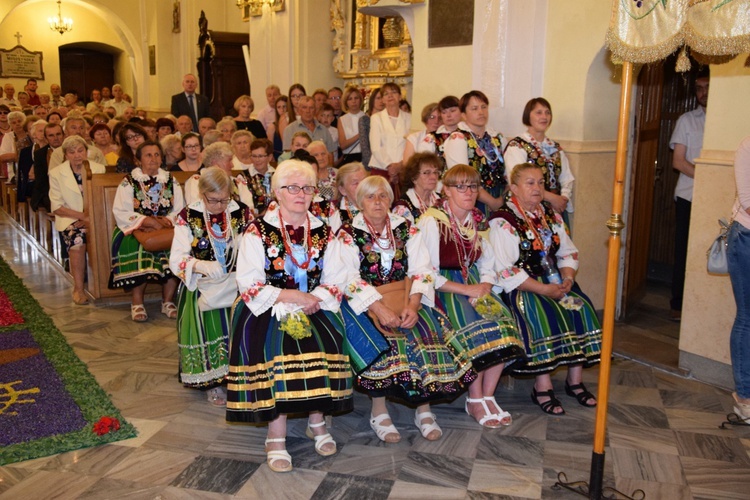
[356,305,476,404]
[108,227,172,289]
[226,301,353,424]
[176,285,232,388]
[502,282,602,375]
[436,268,525,372]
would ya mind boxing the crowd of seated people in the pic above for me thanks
[0,75,603,474]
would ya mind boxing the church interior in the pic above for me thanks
[1,0,750,497]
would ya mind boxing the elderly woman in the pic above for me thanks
[337,87,365,164]
[233,95,267,139]
[416,165,524,427]
[359,88,385,170]
[170,167,252,406]
[231,130,255,170]
[307,140,336,201]
[326,176,475,443]
[49,137,106,304]
[488,163,601,415]
[0,111,31,176]
[392,152,443,224]
[402,103,441,164]
[505,98,573,220]
[326,161,368,234]
[183,141,254,209]
[368,83,410,197]
[160,134,184,170]
[227,159,351,473]
[444,90,508,216]
[115,123,148,173]
[177,132,203,172]
[89,123,118,166]
[16,119,47,202]
[109,141,185,322]
[217,118,237,144]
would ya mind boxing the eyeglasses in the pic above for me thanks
[447,183,479,193]
[290,93,305,99]
[124,134,142,142]
[329,96,341,100]
[204,196,231,206]
[280,185,317,195]
[184,144,201,149]
[251,154,269,159]
[419,169,440,177]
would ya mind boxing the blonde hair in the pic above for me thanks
[509,162,542,185]
[198,166,232,196]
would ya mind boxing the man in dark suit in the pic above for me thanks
[170,74,211,132]
[30,123,64,213]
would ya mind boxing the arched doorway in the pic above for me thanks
[59,43,119,104]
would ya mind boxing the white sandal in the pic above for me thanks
[131,304,148,322]
[161,301,178,319]
[465,397,501,429]
[414,410,442,441]
[265,437,292,473]
[484,396,512,426]
[369,413,401,443]
[306,420,337,456]
[733,393,750,422]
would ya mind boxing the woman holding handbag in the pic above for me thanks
[170,167,252,406]
[109,141,184,322]
[729,136,750,421]
[325,175,475,444]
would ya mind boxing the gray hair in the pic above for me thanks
[8,111,25,124]
[336,162,367,190]
[216,118,237,133]
[202,142,233,167]
[159,134,182,152]
[202,129,223,147]
[355,175,393,208]
[198,166,232,197]
[272,159,317,192]
[61,135,88,154]
[231,129,254,144]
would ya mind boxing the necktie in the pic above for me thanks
[187,94,198,130]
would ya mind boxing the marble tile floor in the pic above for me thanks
[2,214,750,499]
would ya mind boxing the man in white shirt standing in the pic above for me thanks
[668,72,709,322]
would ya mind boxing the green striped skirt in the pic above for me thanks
[436,268,525,372]
[502,282,602,375]
[176,285,232,388]
[109,227,172,289]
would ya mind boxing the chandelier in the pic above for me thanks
[49,0,73,35]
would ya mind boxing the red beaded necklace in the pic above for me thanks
[277,210,314,269]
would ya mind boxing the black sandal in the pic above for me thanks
[565,380,597,407]
[531,387,565,415]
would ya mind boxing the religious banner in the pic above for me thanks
[0,45,44,80]
[606,0,750,64]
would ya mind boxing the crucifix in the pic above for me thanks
[14,32,22,45]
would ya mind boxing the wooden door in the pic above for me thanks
[622,53,703,316]
[623,62,664,312]
[58,48,114,104]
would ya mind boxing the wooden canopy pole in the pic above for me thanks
[588,60,634,500]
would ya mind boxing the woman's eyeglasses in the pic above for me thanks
[204,196,231,206]
[280,185,317,195]
[447,183,479,193]
[124,134,142,142]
